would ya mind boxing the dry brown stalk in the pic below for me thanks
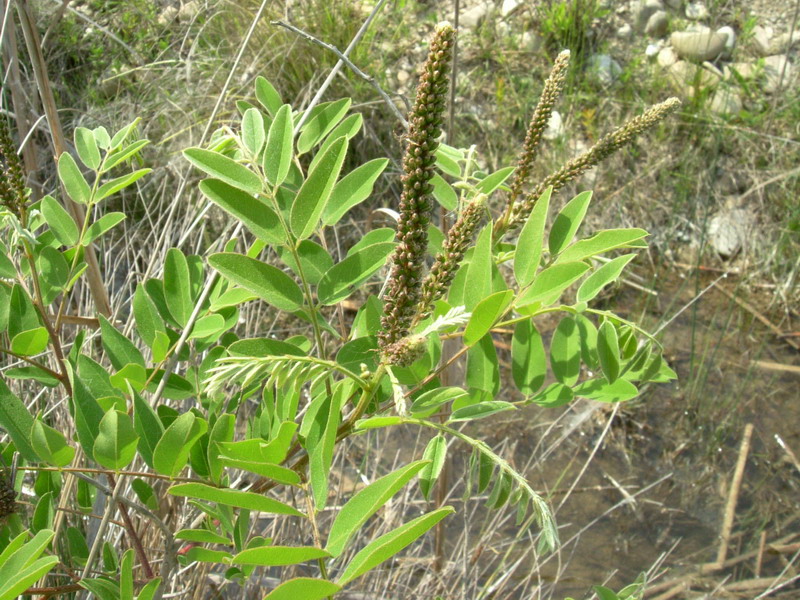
[716,423,755,566]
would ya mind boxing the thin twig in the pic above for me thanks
[716,423,754,566]
[272,17,407,129]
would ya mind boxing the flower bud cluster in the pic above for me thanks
[0,119,26,219]
[509,97,680,230]
[416,195,486,324]
[382,334,427,368]
[507,50,570,205]
[380,23,456,352]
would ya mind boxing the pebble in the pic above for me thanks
[459,2,492,29]
[709,88,742,116]
[635,0,665,32]
[667,60,720,97]
[501,0,522,17]
[685,2,709,20]
[178,0,200,21]
[645,11,669,37]
[588,54,623,84]
[646,43,662,58]
[397,70,410,86]
[157,6,178,25]
[716,26,736,58]
[724,62,757,80]
[752,25,773,56]
[658,46,679,67]
[769,31,800,54]
[708,208,755,259]
[670,30,727,61]
[520,31,542,52]
[664,0,682,8]
[763,54,794,93]
[543,111,564,140]
[617,23,633,39]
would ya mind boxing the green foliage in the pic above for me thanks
[0,41,675,598]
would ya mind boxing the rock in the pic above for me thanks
[716,26,736,58]
[709,88,742,115]
[178,0,200,21]
[752,25,773,56]
[708,208,755,258]
[658,46,678,67]
[501,0,522,17]
[635,0,664,32]
[664,0,682,8]
[646,43,661,57]
[763,54,794,93]
[671,31,727,61]
[588,54,622,84]
[616,23,633,39]
[702,61,724,79]
[769,31,800,54]
[520,31,542,52]
[157,6,178,26]
[685,2,708,20]
[645,11,669,37]
[459,2,492,29]
[396,70,410,86]
[667,60,720,97]
[724,62,757,80]
[543,111,564,140]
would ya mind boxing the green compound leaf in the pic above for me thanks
[573,378,639,403]
[263,104,293,186]
[95,168,151,202]
[31,419,75,467]
[10,327,49,356]
[152,412,208,477]
[74,127,101,170]
[41,195,79,246]
[231,546,329,566]
[511,320,547,396]
[208,253,304,312]
[262,578,341,600]
[255,76,282,116]
[514,187,551,287]
[291,136,348,240]
[550,316,581,386]
[163,248,193,327]
[557,229,648,264]
[57,152,91,204]
[323,158,388,226]
[337,507,455,585]
[577,254,637,303]
[597,320,621,383]
[549,190,592,256]
[419,436,447,501]
[449,401,515,422]
[168,482,303,517]
[463,290,513,347]
[517,262,589,308]
[93,410,139,470]
[183,148,261,196]
[317,242,394,305]
[297,98,351,155]
[326,460,429,557]
[199,179,285,246]
[242,107,265,156]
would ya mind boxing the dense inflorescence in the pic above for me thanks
[379,22,456,354]
[0,119,26,219]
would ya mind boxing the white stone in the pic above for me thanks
[521,31,542,52]
[635,0,665,32]
[397,70,410,86]
[708,208,755,258]
[646,43,661,57]
[716,26,736,57]
[157,6,178,26]
[726,62,757,79]
[588,54,623,84]
[709,88,742,115]
[658,46,678,67]
[645,11,669,37]
[543,111,564,140]
[617,23,633,39]
[671,30,727,61]
[178,0,200,21]
[752,25,773,57]
[685,2,708,20]
[501,0,522,17]
[667,60,720,97]
[459,2,492,29]
[763,54,794,93]
[769,31,800,54]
